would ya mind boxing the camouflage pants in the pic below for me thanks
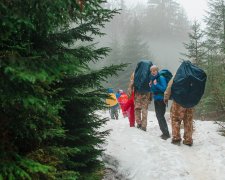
[134,92,150,128]
[170,101,194,144]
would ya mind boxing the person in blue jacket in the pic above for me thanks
[150,65,170,140]
[116,89,121,99]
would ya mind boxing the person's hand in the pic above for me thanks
[153,79,157,85]
[164,99,168,105]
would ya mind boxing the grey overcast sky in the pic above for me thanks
[124,0,208,22]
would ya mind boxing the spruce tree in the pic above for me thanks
[0,0,124,179]
[181,21,207,117]
[200,0,225,120]
[205,0,225,53]
[182,20,206,66]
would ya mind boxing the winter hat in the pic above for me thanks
[150,65,158,71]
[108,88,114,93]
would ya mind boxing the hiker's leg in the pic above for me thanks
[110,107,115,119]
[129,107,135,127]
[154,100,170,136]
[141,107,148,129]
[170,102,182,141]
[183,108,194,145]
[141,93,149,129]
[134,92,142,126]
[135,108,141,125]
[114,105,119,120]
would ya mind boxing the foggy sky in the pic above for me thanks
[125,0,208,22]
[103,0,208,90]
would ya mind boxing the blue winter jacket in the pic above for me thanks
[116,92,121,99]
[150,73,167,101]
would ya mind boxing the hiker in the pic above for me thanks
[116,89,121,99]
[123,90,135,127]
[164,77,193,145]
[150,65,170,140]
[115,89,121,113]
[118,90,128,118]
[128,60,152,131]
[106,88,119,120]
[164,61,207,146]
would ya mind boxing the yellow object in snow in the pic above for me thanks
[106,93,118,107]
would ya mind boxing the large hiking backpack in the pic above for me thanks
[134,60,153,93]
[171,61,207,108]
[159,69,173,84]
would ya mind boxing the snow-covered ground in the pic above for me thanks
[100,111,225,180]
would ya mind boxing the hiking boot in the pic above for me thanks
[171,139,181,146]
[183,140,193,147]
[141,127,146,131]
[137,124,142,129]
[160,134,170,140]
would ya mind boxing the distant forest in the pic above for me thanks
[94,0,190,91]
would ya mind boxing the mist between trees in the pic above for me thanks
[91,0,190,90]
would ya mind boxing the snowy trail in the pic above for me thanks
[179,121,225,180]
[100,111,225,180]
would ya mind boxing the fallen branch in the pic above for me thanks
[215,121,225,129]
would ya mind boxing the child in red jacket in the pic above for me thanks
[123,91,135,127]
[118,90,128,118]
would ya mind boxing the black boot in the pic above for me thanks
[137,124,142,129]
[171,139,181,146]
[183,140,193,146]
[160,134,170,140]
[141,127,146,131]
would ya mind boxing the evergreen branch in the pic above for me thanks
[59,46,111,63]
[59,63,127,89]
[215,121,225,128]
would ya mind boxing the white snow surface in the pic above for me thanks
[100,111,225,180]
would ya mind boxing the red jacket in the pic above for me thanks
[118,92,128,106]
[123,92,135,127]
[118,92,128,116]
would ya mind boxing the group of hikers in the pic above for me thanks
[106,88,135,126]
[106,60,207,146]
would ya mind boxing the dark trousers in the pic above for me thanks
[154,100,170,136]
[110,104,119,119]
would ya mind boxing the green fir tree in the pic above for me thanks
[0,0,124,179]
[182,20,206,66]
[197,0,225,121]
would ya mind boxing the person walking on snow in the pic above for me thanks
[123,91,135,127]
[128,60,152,131]
[106,88,119,120]
[118,90,128,118]
[164,61,207,146]
[164,77,194,146]
[150,65,170,140]
[116,89,121,99]
[115,89,121,113]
